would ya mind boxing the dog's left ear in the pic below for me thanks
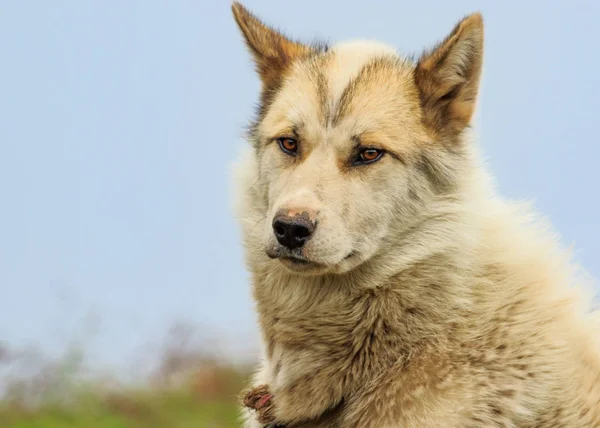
[414,13,484,139]
[232,2,313,90]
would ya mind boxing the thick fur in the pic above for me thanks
[230,3,600,427]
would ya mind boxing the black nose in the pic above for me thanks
[272,213,316,250]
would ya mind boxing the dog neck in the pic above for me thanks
[251,201,480,361]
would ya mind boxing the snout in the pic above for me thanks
[264,191,353,273]
[272,210,317,251]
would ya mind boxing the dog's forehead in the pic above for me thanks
[327,40,400,105]
[258,40,422,146]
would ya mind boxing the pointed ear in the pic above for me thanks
[231,2,314,89]
[414,13,484,138]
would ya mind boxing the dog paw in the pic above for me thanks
[242,384,276,425]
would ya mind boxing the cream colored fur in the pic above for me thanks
[230,3,600,427]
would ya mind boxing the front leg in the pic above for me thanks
[242,381,343,428]
[243,384,276,425]
[266,350,348,424]
[241,361,275,428]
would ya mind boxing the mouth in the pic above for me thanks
[274,252,321,269]
[266,247,356,274]
[266,247,324,272]
[281,256,311,265]
[278,256,326,274]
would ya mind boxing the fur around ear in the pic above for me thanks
[414,13,484,139]
[231,2,314,90]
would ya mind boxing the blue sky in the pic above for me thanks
[1,1,598,369]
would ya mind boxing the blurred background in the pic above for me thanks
[1,0,599,426]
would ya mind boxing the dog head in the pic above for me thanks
[232,3,484,275]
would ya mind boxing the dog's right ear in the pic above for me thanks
[232,2,312,89]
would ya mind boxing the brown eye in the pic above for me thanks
[354,148,384,165]
[277,137,298,155]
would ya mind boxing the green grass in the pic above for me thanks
[0,324,255,427]
[1,393,241,428]
[0,378,246,428]
[0,361,251,428]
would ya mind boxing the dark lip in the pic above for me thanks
[266,247,310,263]
[281,256,311,265]
[266,249,356,266]
[266,249,321,267]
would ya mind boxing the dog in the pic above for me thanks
[230,2,600,427]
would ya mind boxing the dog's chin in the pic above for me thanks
[277,256,330,275]
[266,247,356,276]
